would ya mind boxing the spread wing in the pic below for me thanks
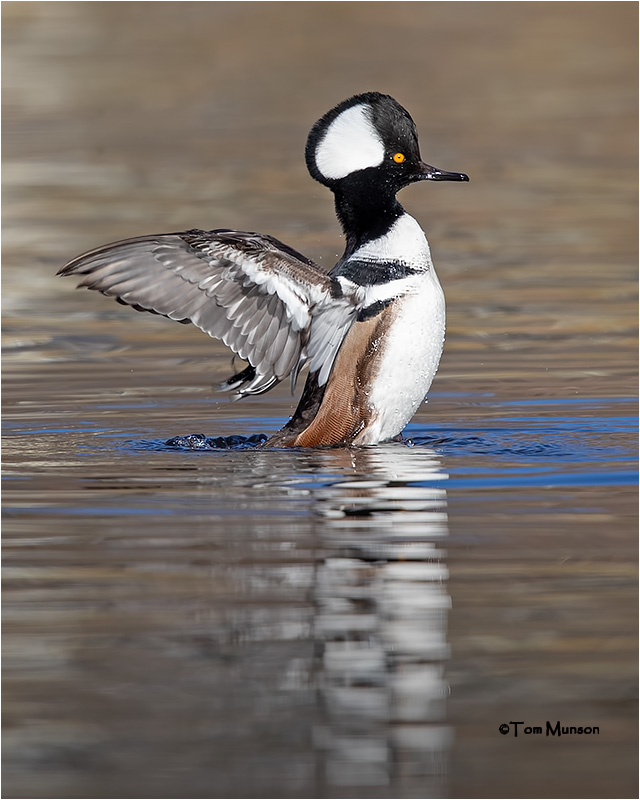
[58,228,357,396]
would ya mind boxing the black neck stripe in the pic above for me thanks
[334,259,419,286]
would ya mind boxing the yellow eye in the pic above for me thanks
[393,152,405,163]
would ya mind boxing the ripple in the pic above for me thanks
[411,433,568,458]
[129,433,269,451]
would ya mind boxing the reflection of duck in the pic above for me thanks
[59,93,468,447]
[310,443,448,542]
[302,444,452,791]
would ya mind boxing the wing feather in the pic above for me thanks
[59,228,358,396]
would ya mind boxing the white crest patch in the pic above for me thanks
[314,104,385,180]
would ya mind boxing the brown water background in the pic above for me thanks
[3,3,638,798]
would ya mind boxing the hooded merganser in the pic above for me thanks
[58,92,468,447]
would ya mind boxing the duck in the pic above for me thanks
[58,92,468,448]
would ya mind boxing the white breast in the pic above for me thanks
[353,270,446,445]
[351,213,434,271]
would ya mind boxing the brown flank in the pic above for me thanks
[293,304,396,447]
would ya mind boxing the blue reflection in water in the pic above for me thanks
[126,396,636,490]
[405,396,637,489]
[4,397,636,496]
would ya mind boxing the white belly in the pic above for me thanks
[354,272,445,445]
